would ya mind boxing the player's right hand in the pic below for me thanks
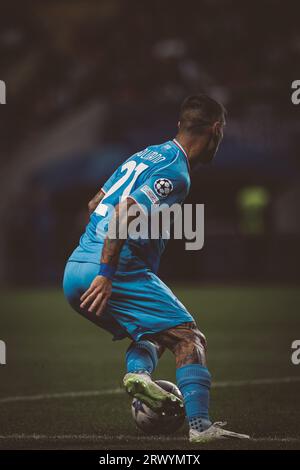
[80,275,112,316]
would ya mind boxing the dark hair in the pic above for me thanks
[179,94,226,135]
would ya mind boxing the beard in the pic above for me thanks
[198,133,221,165]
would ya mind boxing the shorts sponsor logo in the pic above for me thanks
[140,185,159,206]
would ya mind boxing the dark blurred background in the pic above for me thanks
[0,0,299,286]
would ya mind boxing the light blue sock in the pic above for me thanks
[126,340,158,375]
[176,364,212,431]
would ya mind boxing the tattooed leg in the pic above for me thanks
[172,327,207,368]
[148,323,207,368]
[146,322,211,428]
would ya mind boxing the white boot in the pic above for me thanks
[189,421,250,443]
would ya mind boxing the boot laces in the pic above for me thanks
[212,421,227,428]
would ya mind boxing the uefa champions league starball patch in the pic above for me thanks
[154,178,173,198]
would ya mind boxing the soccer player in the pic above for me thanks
[63,95,249,443]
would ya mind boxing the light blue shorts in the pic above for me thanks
[63,261,194,342]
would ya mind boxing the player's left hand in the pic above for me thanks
[80,276,112,316]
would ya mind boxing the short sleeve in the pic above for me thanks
[101,170,119,194]
[129,172,189,215]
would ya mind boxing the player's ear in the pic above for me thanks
[212,121,220,132]
[177,121,181,130]
[212,121,223,140]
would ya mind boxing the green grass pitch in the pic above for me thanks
[0,286,300,450]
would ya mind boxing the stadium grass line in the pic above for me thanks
[0,434,299,443]
[0,388,124,404]
[0,376,299,405]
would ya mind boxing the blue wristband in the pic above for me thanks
[98,263,116,280]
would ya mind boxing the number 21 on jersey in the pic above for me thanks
[95,161,148,217]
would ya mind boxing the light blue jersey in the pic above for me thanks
[69,139,190,274]
[64,139,194,341]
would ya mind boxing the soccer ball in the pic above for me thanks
[131,380,185,435]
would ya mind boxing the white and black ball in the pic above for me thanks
[131,380,185,435]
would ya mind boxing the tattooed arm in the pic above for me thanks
[80,197,138,316]
[100,197,137,266]
[88,189,105,216]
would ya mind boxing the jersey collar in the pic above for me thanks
[172,139,190,173]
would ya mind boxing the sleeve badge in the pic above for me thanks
[154,178,173,198]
